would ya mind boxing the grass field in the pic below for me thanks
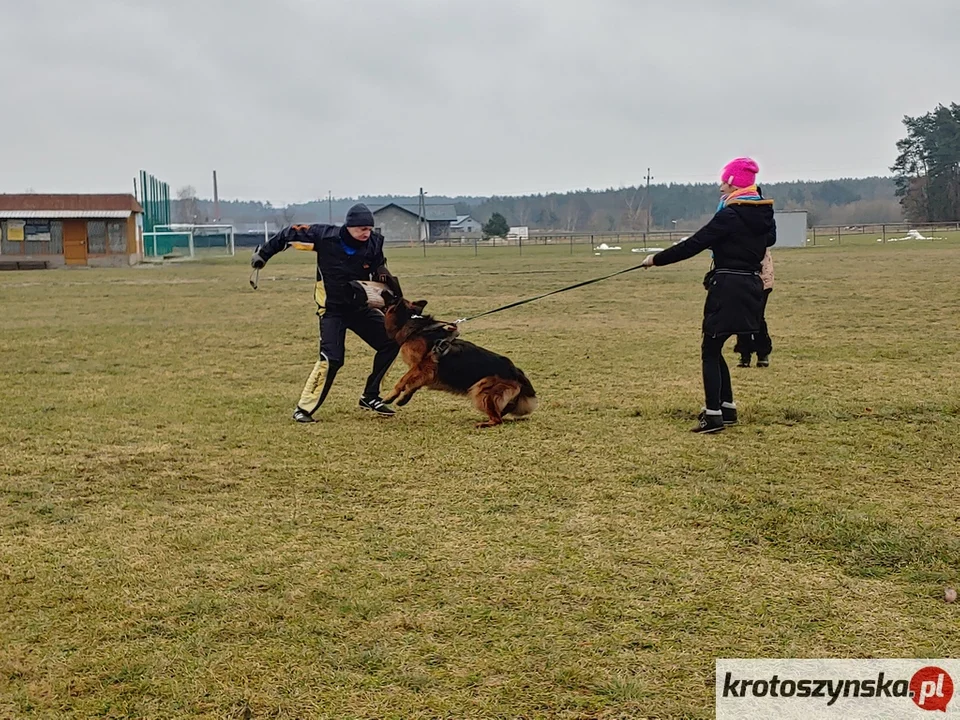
[3,239,960,719]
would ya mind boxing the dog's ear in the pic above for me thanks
[381,289,398,307]
[413,299,428,311]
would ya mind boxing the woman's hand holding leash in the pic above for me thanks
[640,254,657,268]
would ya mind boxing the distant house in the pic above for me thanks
[450,215,482,234]
[372,203,458,243]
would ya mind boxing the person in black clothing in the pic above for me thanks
[251,203,403,423]
[734,247,774,367]
[641,158,776,433]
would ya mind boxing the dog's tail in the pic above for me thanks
[507,368,538,417]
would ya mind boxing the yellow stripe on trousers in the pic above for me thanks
[315,279,326,316]
[298,279,329,413]
[297,358,329,414]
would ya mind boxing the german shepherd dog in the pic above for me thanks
[381,296,538,428]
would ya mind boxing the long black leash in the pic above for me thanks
[452,261,649,324]
[246,245,651,324]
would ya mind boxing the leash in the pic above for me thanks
[452,260,650,324]
[247,246,652,323]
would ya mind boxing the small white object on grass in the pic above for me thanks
[946,588,957,604]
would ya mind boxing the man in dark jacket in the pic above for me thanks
[251,203,403,422]
[641,157,776,433]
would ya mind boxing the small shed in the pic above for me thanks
[0,194,145,267]
[773,210,808,248]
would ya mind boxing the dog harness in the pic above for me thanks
[407,316,460,359]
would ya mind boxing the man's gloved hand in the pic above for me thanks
[251,247,266,269]
[374,265,402,298]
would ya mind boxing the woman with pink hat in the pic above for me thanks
[641,157,776,433]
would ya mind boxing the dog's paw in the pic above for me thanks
[396,395,412,407]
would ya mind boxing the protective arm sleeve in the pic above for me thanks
[251,224,329,267]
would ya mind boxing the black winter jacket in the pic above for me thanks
[652,197,776,336]
[257,224,398,314]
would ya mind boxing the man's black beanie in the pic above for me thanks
[344,203,375,227]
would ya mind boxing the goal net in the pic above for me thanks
[142,224,235,260]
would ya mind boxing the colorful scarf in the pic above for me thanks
[717,184,763,212]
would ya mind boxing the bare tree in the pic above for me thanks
[623,187,646,231]
[176,185,200,224]
[517,203,530,227]
[275,206,296,228]
[562,201,579,232]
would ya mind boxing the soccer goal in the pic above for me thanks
[142,223,236,260]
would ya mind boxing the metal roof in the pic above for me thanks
[372,203,459,222]
[0,210,132,219]
[0,193,143,213]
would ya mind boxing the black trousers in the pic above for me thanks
[702,333,734,412]
[297,308,400,415]
[734,289,772,357]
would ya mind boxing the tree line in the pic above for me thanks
[174,177,903,232]
[171,101,959,232]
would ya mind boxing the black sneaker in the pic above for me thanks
[691,411,724,434]
[292,408,315,423]
[756,355,770,368]
[737,354,752,368]
[359,396,396,416]
[721,404,738,425]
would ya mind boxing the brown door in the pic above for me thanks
[63,220,87,265]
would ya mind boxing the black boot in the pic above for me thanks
[756,355,770,368]
[691,410,725,434]
[737,354,751,368]
[721,403,738,425]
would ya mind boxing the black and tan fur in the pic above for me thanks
[382,297,537,428]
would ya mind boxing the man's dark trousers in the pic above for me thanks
[297,308,400,415]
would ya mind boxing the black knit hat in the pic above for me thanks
[344,203,374,227]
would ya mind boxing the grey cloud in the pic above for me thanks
[1,0,957,204]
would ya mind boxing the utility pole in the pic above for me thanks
[328,191,332,223]
[419,187,426,256]
[212,170,220,222]
[643,167,653,236]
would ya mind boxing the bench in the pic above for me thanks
[0,259,53,271]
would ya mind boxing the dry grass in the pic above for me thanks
[2,239,960,719]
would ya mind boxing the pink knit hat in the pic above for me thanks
[720,157,759,188]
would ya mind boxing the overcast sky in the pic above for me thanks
[1,0,957,205]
